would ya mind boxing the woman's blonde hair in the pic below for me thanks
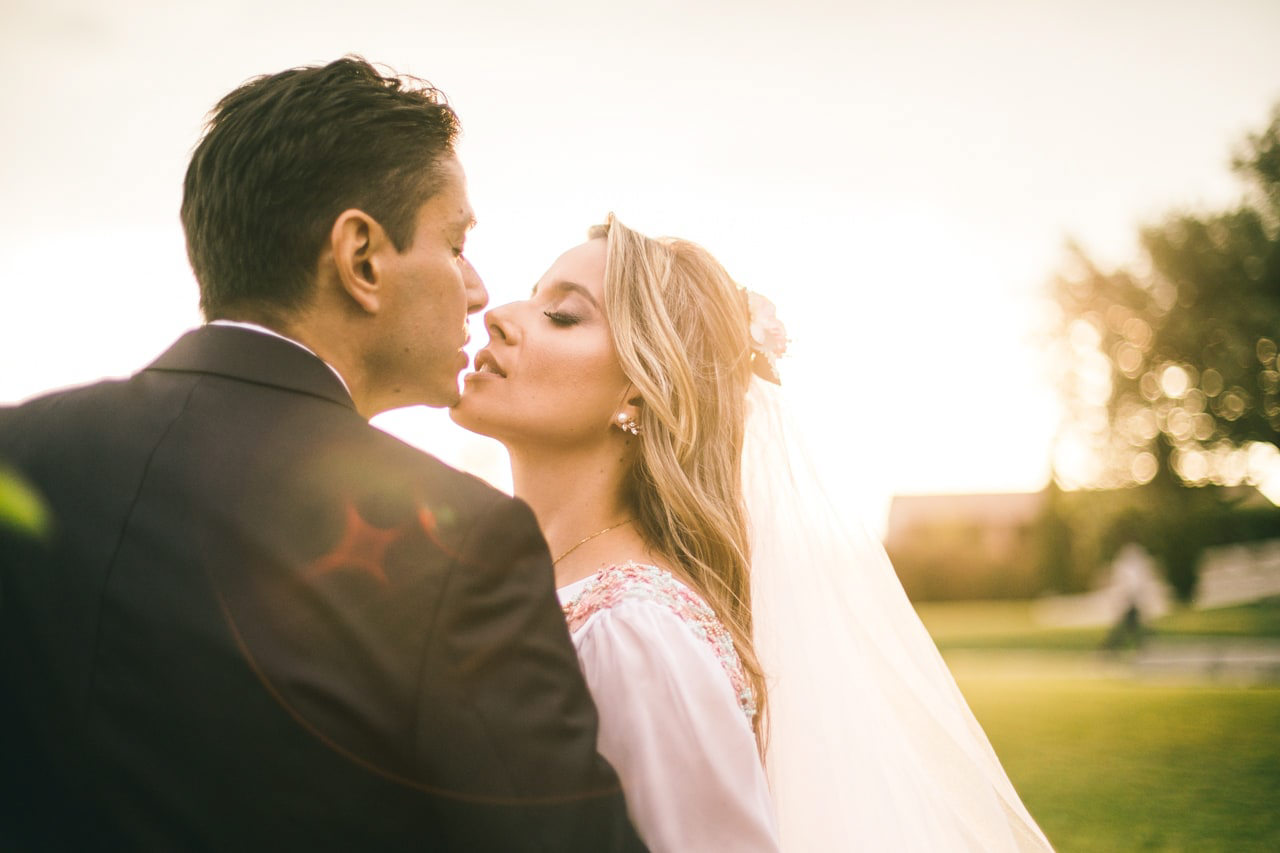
[590,214,767,747]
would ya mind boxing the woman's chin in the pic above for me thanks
[448,397,477,426]
[448,394,497,437]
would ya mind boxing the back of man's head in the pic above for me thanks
[181,56,459,323]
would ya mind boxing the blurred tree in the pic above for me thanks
[1051,105,1280,600]
[1054,105,1280,491]
[1032,480,1077,594]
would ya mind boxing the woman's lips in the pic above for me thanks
[472,349,507,377]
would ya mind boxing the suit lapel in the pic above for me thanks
[146,325,357,412]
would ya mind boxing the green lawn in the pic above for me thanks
[914,596,1280,652]
[1152,597,1280,639]
[914,599,1109,651]
[952,662,1280,851]
[915,598,1280,850]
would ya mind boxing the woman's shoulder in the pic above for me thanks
[561,561,711,629]
[561,561,756,722]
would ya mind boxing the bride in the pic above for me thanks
[449,215,1052,851]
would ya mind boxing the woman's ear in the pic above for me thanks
[329,209,390,314]
[612,389,644,436]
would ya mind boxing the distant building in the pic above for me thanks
[886,492,1044,556]
[885,491,1046,601]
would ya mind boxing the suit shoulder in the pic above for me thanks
[362,425,521,516]
[5,376,132,416]
[0,375,185,456]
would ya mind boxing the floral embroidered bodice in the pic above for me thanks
[560,561,757,723]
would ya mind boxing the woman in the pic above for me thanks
[450,215,1052,851]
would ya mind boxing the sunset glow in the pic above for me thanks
[4,0,1278,526]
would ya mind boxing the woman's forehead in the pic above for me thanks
[535,239,607,297]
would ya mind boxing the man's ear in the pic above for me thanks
[329,209,392,314]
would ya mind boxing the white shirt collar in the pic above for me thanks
[207,319,353,398]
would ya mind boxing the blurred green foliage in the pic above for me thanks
[1042,481,1280,602]
[889,479,1280,602]
[0,466,51,539]
[1053,103,1280,491]
[1048,103,1280,600]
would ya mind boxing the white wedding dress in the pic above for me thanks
[558,563,780,851]
[555,377,1053,852]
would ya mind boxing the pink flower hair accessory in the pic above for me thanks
[746,290,787,385]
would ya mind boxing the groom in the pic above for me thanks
[0,58,643,850]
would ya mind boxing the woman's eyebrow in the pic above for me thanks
[531,280,600,309]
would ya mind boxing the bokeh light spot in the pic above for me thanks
[1160,364,1190,399]
[1130,451,1158,484]
[1201,368,1225,397]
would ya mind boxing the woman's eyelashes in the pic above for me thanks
[543,310,581,327]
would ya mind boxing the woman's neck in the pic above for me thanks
[509,442,640,587]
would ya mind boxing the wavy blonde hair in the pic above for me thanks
[589,214,767,748]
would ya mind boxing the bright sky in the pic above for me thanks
[3,0,1278,526]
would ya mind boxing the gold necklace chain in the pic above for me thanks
[552,519,633,565]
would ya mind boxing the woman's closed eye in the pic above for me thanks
[543,310,581,327]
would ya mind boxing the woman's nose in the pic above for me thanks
[485,302,517,344]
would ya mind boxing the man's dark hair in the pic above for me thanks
[181,56,460,320]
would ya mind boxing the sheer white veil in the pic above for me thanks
[744,376,1053,851]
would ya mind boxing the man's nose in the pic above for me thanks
[461,256,488,314]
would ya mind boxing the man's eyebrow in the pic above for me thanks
[531,280,600,308]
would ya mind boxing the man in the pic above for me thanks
[0,57,644,851]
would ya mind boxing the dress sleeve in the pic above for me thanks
[574,601,780,852]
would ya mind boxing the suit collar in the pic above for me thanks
[147,325,358,413]
[207,319,352,398]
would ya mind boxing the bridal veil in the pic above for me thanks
[744,377,1053,851]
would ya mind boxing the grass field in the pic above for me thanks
[952,661,1280,851]
[911,598,1280,851]
[914,596,1280,652]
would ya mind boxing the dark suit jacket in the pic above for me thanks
[0,325,644,851]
